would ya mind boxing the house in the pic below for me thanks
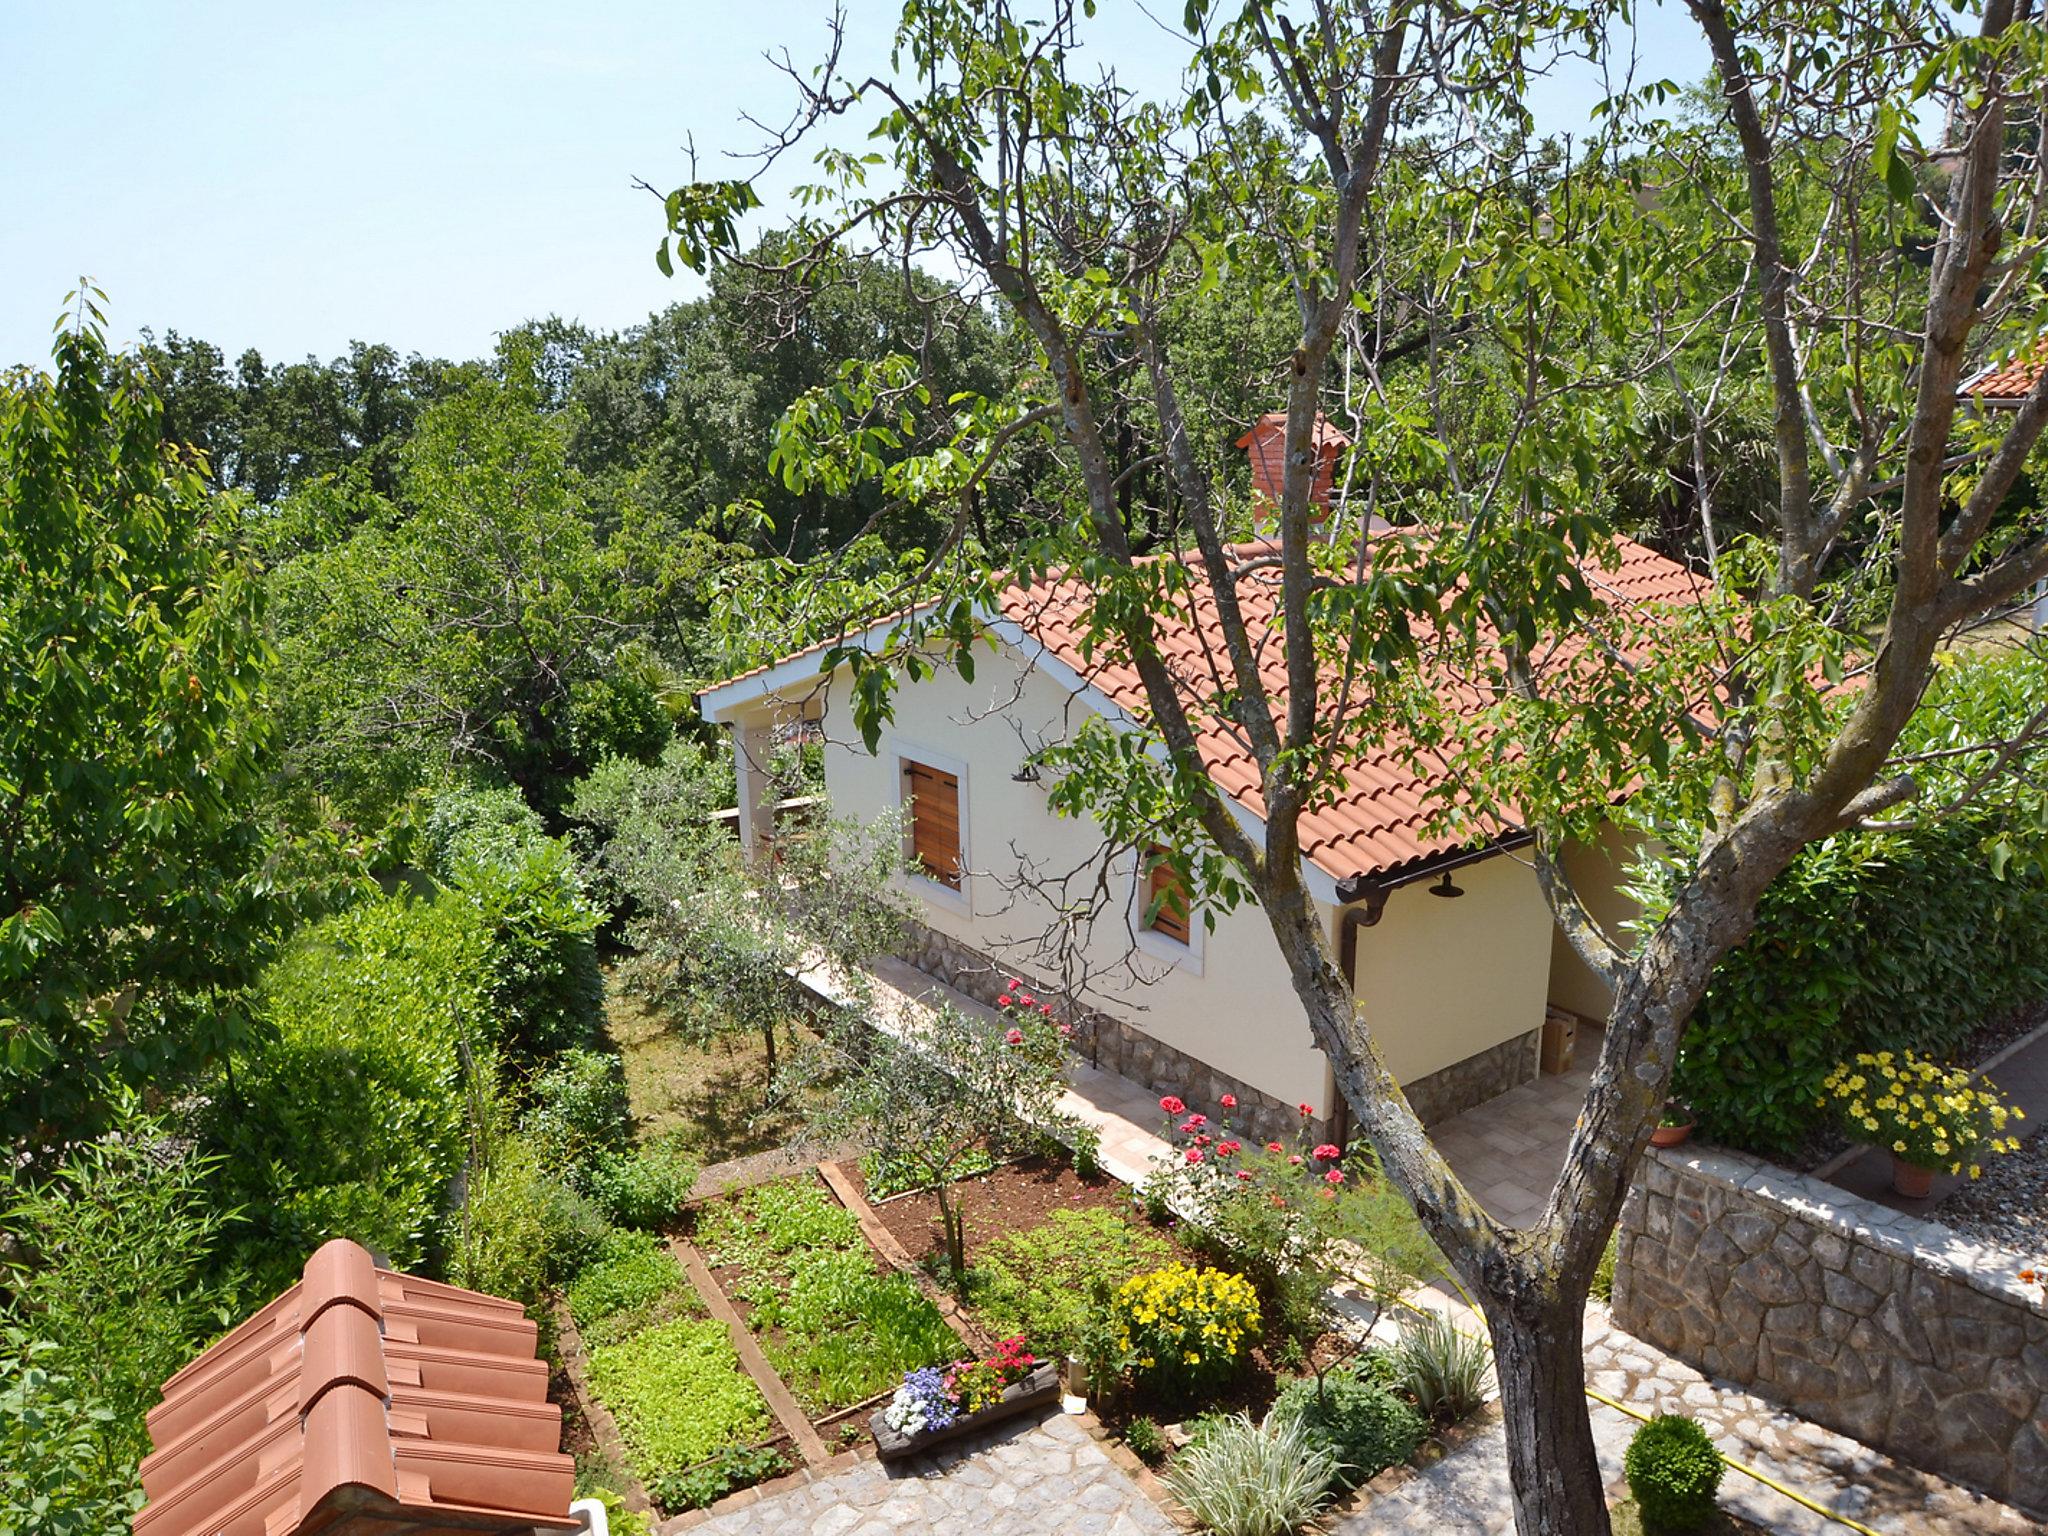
[697,416,1700,1145]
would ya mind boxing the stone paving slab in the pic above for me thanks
[665,1411,1178,1536]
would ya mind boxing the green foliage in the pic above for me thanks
[1624,1414,1726,1533]
[1272,1363,1427,1491]
[1122,1415,1168,1466]
[964,1207,1174,1358]
[860,1143,996,1200]
[580,1130,700,1231]
[210,889,483,1284]
[789,1003,1080,1278]
[1593,1231,1620,1304]
[565,1229,704,1348]
[1676,650,2048,1154]
[699,1179,954,1411]
[0,1104,238,1530]
[1160,1411,1339,1536]
[443,832,606,1058]
[525,1047,635,1169]
[448,1133,608,1323]
[586,1316,775,1487]
[644,1445,794,1513]
[1,296,284,1151]
[1390,1309,1495,1423]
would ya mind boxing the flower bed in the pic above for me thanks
[694,1174,958,1418]
[566,1230,783,1510]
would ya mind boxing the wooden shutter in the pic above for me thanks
[904,761,962,889]
[1144,845,1191,944]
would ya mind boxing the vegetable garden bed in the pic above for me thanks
[692,1173,961,1422]
[561,1229,787,1511]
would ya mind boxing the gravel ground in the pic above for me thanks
[1935,1131,2048,1262]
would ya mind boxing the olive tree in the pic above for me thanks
[657,3,2048,1530]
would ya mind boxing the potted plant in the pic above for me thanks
[1649,1099,1696,1148]
[872,1336,1058,1459]
[1819,1051,2026,1199]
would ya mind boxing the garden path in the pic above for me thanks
[660,1410,1175,1536]
[1329,1303,2038,1536]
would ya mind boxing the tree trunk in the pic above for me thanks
[1489,1294,1611,1536]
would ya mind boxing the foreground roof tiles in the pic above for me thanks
[136,1238,577,1536]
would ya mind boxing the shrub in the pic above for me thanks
[965,1208,1175,1357]
[1272,1365,1426,1490]
[212,890,483,1286]
[1106,1263,1260,1401]
[1122,1415,1167,1465]
[1820,1051,2024,1176]
[448,833,606,1058]
[525,1049,633,1171]
[566,1230,704,1347]
[1592,1231,1620,1304]
[1390,1308,1493,1422]
[449,1134,608,1319]
[582,1130,699,1229]
[1624,1414,1725,1532]
[586,1316,774,1483]
[1161,1411,1338,1536]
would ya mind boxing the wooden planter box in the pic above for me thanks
[870,1361,1060,1461]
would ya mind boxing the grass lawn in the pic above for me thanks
[603,970,822,1165]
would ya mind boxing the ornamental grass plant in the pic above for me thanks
[1819,1051,2024,1177]
[1161,1410,1338,1536]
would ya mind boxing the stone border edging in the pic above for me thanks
[669,1235,832,1465]
[1652,1144,2048,1315]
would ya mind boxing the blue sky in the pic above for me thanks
[1,2,1707,370]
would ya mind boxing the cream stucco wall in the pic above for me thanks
[1545,824,1650,1022]
[720,639,1564,1117]
[1341,852,1557,1085]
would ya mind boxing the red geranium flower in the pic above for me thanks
[1160,1095,1186,1116]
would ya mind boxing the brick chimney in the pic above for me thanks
[1234,411,1351,526]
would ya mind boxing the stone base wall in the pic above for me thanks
[1404,1029,1540,1126]
[1615,1145,2048,1516]
[895,922,1318,1147]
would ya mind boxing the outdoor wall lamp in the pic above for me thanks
[1429,870,1466,899]
[1011,762,1042,783]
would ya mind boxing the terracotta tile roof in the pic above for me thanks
[995,532,1705,882]
[1965,343,2048,403]
[135,1239,576,1536]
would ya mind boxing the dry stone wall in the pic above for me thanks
[1614,1145,2048,1515]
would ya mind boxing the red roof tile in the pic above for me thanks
[995,531,1705,882]
[135,1239,575,1536]
[1965,343,2048,403]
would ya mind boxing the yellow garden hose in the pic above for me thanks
[1584,1385,1885,1536]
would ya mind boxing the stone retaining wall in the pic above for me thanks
[1403,1029,1540,1125]
[1614,1144,2048,1515]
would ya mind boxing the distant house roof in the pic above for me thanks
[699,530,1704,890]
[135,1238,576,1536]
[1962,344,2048,405]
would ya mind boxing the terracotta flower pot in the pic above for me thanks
[1890,1155,1935,1199]
[1650,1119,1695,1148]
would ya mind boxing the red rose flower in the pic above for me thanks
[1184,1113,1207,1128]
[1220,1093,1237,1110]
[1057,1022,1073,1037]
[1005,1027,1024,1045]
[1298,1102,1314,1117]
[1160,1095,1186,1116]
[1265,1141,1284,1154]
[998,993,1016,1007]
[1184,1147,1204,1164]
[1218,1140,1241,1157]
[1325,1168,1346,1185]
[1039,1001,1054,1014]
[1289,1155,1303,1166]
[1236,1169,1254,1181]
[1007,977,1023,990]
[1313,1143,1342,1162]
